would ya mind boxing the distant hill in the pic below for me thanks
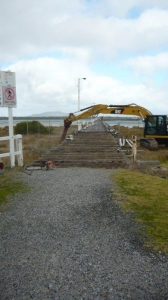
[30,111,67,117]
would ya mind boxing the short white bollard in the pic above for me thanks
[132,135,137,163]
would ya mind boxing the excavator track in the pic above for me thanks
[140,138,158,150]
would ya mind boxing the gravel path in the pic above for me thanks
[0,168,167,300]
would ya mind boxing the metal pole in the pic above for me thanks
[49,118,50,135]
[8,107,15,168]
[78,78,80,111]
[118,123,120,134]
[78,78,86,111]
[27,120,29,134]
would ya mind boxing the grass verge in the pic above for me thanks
[0,169,29,212]
[112,170,168,253]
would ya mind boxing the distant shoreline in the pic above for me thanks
[0,116,144,128]
[0,116,65,120]
[0,116,142,121]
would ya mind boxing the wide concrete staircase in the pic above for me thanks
[31,120,129,168]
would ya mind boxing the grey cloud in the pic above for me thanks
[1,1,168,62]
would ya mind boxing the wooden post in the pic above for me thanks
[16,135,23,167]
[132,135,137,163]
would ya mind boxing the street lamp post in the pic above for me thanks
[78,78,86,111]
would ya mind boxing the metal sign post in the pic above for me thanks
[8,107,15,167]
[0,71,17,168]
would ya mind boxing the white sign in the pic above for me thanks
[0,71,17,107]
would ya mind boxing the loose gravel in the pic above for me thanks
[0,168,167,300]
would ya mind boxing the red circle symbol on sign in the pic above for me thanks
[5,88,15,101]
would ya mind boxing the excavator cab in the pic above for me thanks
[144,115,168,144]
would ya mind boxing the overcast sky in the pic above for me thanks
[0,0,168,116]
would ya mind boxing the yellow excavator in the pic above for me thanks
[61,103,168,150]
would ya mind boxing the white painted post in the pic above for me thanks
[78,123,82,131]
[8,107,15,168]
[132,135,137,163]
[16,136,23,167]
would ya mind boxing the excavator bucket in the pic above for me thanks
[61,127,68,142]
[60,120,72,142]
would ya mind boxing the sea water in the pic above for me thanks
[0,117,144,129]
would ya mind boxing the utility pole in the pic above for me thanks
[78,78,86,111]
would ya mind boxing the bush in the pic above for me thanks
[14,121,48,134]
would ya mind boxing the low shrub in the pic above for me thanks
[14,121,48,134]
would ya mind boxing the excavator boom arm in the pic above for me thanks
[61,103,152,141]
[67,103,152,122]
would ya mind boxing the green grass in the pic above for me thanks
[161,161,168,168]
[0,169,29,211]
[112,170,168,253]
